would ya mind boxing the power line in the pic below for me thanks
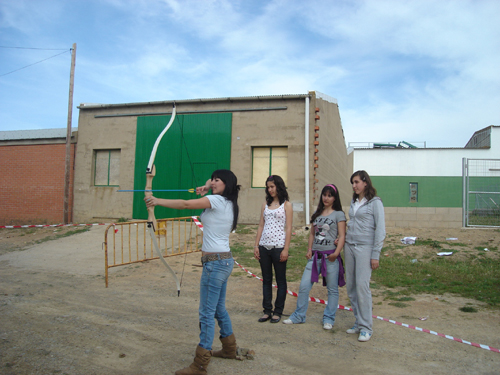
[0,49,71,77]
[0,46,68,50]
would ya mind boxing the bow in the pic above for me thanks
[145,104,181,296]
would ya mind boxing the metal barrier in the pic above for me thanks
[103,216,202,287]
[463,158,500,227]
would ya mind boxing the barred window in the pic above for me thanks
[94,149,120,186]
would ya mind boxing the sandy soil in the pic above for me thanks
[0,224,499,375]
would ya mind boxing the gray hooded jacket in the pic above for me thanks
[346,196,386,260]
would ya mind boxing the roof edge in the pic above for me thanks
[78,93,312,110]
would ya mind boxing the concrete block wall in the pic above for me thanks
[0,144,75,225]
[384,207,462,228]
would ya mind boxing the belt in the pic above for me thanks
[261,245,282,250]
[201,252,233,264]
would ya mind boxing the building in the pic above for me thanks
[349,125,500,228]
[0,129,77,225]
[5,93,495,229]
[73,91,352,226]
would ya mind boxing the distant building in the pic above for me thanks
[349,126,500,228]
[465,125,496,149]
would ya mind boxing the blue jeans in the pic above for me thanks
[198,256,234,350]
[289,256,339,325]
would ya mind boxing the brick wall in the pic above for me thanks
[0,143,75,225]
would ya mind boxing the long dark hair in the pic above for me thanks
[265,175,289,206]
[310,184,343,223]
[350,170,377,202]
[211,169,240,231]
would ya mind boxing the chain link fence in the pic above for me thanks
[463,158,500,227]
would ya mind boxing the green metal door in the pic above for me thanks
[133,112,232,219]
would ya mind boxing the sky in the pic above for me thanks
[1,0,499,148]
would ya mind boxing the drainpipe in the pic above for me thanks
[305,97,310,225]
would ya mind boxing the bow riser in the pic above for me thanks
[145,165,157,232]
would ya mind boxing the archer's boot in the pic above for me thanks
[175,345,211,375]
[212,333,237,359]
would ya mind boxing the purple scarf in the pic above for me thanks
[311,250,346,287]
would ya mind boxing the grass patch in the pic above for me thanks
[382,244,406,251]
[231,231,310,282]
[459,306,478,313]
[229,225,500,308]
[388,302,409,308]
[447,242,468,247]
[395,296,416,302]
[383,290,412,301]
[286,232,309,281]
[230,242,256,266]
[35,227,90,244]
[372,255,500,307]
[415,239,442,249]
[285,256,309,282]
[19,228,37,236]
[235,225,253,235]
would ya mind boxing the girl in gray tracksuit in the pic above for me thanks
[345,170,386,342]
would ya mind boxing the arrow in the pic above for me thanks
[117,189,195,193]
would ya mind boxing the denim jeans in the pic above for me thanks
[198,256,234,350]
[289,256,339,325]
[258,246,287,316]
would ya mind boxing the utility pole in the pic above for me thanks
[64,43,76,224]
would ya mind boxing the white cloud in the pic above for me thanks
[0,0,498,149]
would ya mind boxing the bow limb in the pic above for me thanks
[147,222,181,296]
[145,105,181,296]
[147,105,177,173]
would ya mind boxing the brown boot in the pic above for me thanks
[175,345,211,375]
[212,333,237,359]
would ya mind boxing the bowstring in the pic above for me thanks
[179,115,200,288]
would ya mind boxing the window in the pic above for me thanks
[252,147,288,187]
[409,182,418,203]
[94,149,120,186]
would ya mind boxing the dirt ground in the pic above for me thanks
[1,224,499,375]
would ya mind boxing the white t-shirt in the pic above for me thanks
[199,195,233,253]
[352,197,367,215]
